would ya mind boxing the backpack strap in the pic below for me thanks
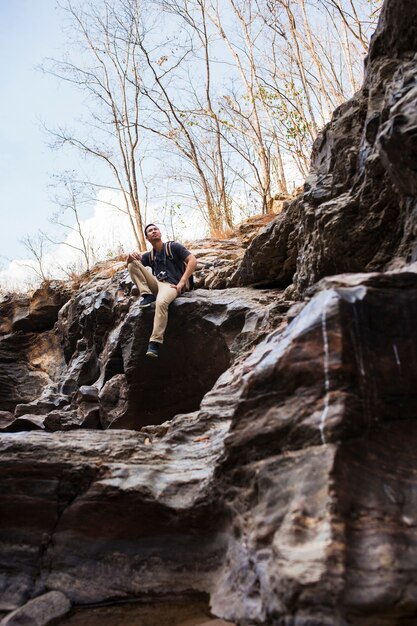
[168,241,194,291]
[149,242,194,290]
[148,243,168,275]
[166,241,173,259]
[150,243,171,265]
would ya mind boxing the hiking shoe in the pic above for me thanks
[146,341,160,358]
[139,294,156,308]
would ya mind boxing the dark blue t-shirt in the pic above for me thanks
[142,242,191,285]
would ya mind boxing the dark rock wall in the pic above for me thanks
[367,0,417,60]
[0,286,68,412]
[2,272,417,626]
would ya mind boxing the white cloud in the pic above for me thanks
[0,189,207,291]
[0,190,138,290]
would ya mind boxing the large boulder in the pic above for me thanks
[234,199,301,288]
[107,287,283,428]
[0,263,287,431]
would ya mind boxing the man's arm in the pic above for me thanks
[126,251,150,267]
[173,253,197,294]
[126,251,141,265]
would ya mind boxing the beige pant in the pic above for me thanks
[127,260,178,343]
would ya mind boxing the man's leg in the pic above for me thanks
[127,260,159,296]
[150,282,178,344]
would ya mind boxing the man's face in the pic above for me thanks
[145,225,162,242]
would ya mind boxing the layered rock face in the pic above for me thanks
[1,1,417,625]
[0,285,69,414]
[2,270,417,626]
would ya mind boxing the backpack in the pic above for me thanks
[149,241,194,291]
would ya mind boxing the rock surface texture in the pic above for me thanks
[1,1,417,625]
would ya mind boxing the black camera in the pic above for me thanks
[156,270,168,281]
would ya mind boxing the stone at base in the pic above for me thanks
[0,591,71,626]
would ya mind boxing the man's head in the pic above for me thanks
[144,224,162,242]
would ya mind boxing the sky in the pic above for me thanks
[0,1,136,289]
[1,2,80,254]
[0,0,373,290]
[0,0,210,290]
[0,2,93,279]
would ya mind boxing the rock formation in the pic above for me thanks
[1,0,417,624]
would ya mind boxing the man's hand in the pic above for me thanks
[170,254,197,294]
[126,251,142,265]
[170,279,186,294]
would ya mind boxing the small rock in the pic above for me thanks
[1,415,45,432]
[99,374,129,429]
[0,591,71,626]
[44,408,100,432]
[287,301,306,322]
[14,395,70,418]
[77,385,99,403]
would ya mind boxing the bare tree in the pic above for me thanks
[207,0,277,212]
[249,0,382,183]
[161,0,233,228]
[20,232,52,284]
[130,0,236,234]
[45,0,382,240]
[44,0,147,249]
[45,174,96,272]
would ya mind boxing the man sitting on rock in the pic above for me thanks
[127,224,197,358]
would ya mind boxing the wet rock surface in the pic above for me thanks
[209,272,417,626]
[2,1,417,625]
